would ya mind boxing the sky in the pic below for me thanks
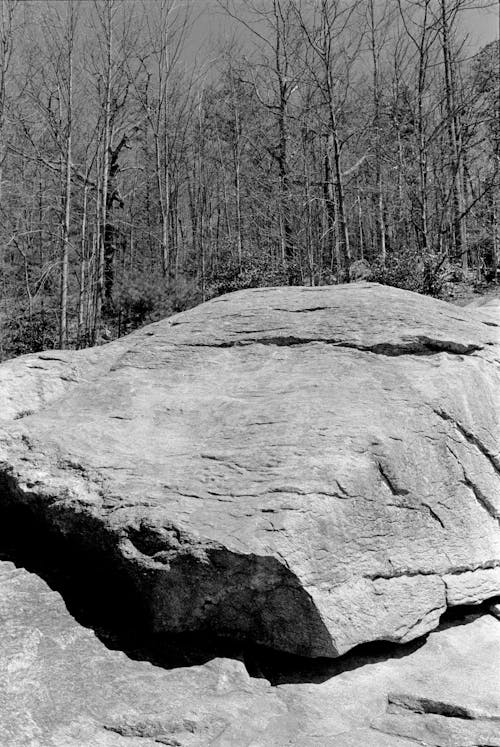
[460,3,500,48]
[185,0,500,58]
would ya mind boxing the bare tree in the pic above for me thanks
[89,0,141,337]
[293,0,364,281]
[396,0,441,255]
[130,0,192,281]
[218,0,305,282]
[367,0,393,265]
[54,0,78,348]
[0,0,19,206]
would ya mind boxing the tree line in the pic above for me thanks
[0,0,498,357]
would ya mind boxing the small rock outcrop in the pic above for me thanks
[0,283,499,658]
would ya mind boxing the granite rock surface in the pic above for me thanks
[0,283,499,657]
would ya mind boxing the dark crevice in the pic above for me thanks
[13,409,35,420]
[433,407,500,476]
[366,560,500,582]
[387,692,499,721]
[444,441,499,524]
[461,475,500,523]
[244,601,498,686]
[35,355,69,363]
[439,599,500,628]
[176,336,482,357]
[421,502,446,529]
[271,306,337,313]
[377,462,410,496]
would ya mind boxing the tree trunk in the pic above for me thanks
[59,4,74,349]
[95,0,113,336]
[77,181,89,345]
[440,0,467,269]
[369,0,386,266]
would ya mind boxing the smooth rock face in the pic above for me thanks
[0,283,499,657]
[1,561,499,746]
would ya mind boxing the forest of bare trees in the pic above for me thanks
[0,0,498,357]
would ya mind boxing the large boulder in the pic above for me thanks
[0,283,499,657]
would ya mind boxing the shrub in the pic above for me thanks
[207,253,289,297]
[0,305,58,360]
[371,249,457,297]
[113,275,201,337]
